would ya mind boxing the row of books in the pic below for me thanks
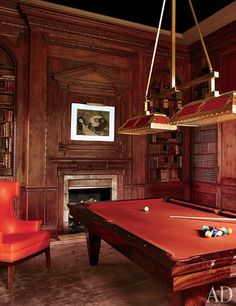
[150,131,182,143]
[149,144,181,154]
[0,176,13,181]
[150,98,182,110]
[150,155,182,168]
[193,154,216,168]
[193,168,217,184]
[0,137,13,152]
[149,168,181,182]
[0,75,15,93]
[0,122,13,137]
[193,142,216,154]
[150,80,183,99]
[193,129,217,142]
[0,152,12,168]
[0,109,13,122]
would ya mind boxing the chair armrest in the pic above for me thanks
[14,219,42,232]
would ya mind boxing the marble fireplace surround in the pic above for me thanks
[63,174,118,228]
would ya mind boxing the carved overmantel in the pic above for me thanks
[51,63,130,156]
[53,63,130,97]
[49,156,128,173]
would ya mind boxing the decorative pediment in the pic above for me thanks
[53,63,129,96]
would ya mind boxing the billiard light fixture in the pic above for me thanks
[118,0,236,134]
[118,0,177,135]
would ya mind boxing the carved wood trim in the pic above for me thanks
[49,157,128,172]
[58,141,124,153]
[53,63,130,96]
[45,33,137,58]
[19,2,155,49]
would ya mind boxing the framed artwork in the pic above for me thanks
[70,103,115,141]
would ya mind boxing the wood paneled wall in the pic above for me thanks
[2,1,235,233]
[190,21,236,210]
[0,0,190,234]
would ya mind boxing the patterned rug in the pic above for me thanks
[0,235,169,306]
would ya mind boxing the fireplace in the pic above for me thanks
[68,187,111,232]
[63,174,118,230]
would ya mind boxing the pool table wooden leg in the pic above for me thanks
[85,229,101,266]
[170,286,210,306]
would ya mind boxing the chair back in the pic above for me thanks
[0,181,20,232]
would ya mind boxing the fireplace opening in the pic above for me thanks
[68,187,111,233]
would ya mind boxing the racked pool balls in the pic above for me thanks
[203,225,233,238]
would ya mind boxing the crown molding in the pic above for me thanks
[19,0,182,40]
[183,2,236,46]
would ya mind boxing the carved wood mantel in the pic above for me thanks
[49,157,128,173]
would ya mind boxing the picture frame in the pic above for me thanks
[70,103,115,142]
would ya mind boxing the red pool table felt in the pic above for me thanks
[87,198,236,261]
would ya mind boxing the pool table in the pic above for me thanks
[68,198,236,306]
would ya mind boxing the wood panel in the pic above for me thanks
[147,182,183,199]
[191,183,217,207]
[27,189,45,222]
[189,21,236,209]
[221,48,236,92]
[221,120,236,180]
[0,1,190,234]
[28,29,47,186]
[221,185,236,212]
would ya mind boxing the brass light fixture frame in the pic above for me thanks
[119,0,235,135]
[118,0,177,135]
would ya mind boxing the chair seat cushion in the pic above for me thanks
[0,231,50,262]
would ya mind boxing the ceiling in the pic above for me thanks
[45,0,235,33]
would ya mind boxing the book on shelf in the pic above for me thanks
[0,109,13,122]
[0,151,12,168]
[170,169,180,181]
[0,137,13,151]
[160,169,169,182]
[0,75,15,93]
[162,99,169,108]
[0,176,13,181]
[150,156,158,168]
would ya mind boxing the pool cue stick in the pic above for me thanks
[169,216,236,221]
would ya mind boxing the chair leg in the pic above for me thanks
[7,265,15,290]
[45,247,51,271]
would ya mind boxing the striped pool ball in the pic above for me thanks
[216,230,223,237]
[221,227,228,235]
[202,225,209,233]
[205,230,212,238]
[211,229,218,237]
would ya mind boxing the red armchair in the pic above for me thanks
[0,181,51,289]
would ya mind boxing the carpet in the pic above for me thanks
[0,234,169,306]
[0,235,235,306]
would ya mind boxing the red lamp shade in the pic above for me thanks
[170,91,236,126]
[118,113,177,135]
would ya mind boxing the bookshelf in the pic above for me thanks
[191,125,217,184]
[0,45,16,180]
[147,72,183,184]
[148,131,182,183]
[147,72,184,199]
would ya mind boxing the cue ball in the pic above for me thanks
[144,206,150,212]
